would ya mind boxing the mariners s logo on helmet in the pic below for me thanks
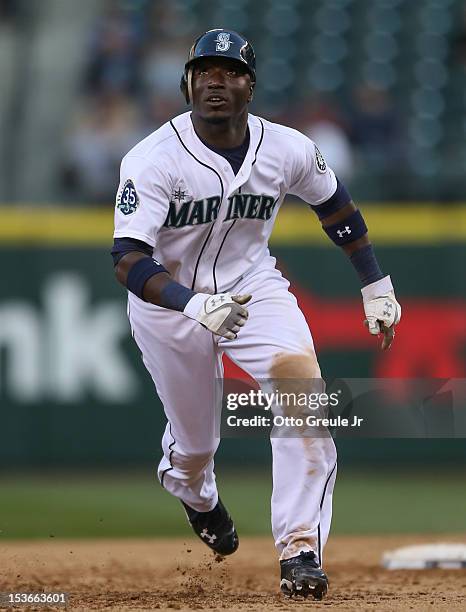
[215,32,232,52]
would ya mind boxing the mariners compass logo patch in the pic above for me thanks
[172,187,187,202]
[314,145,327,173]
[116,179,139,215]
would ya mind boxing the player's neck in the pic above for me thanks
[191,111,249,149]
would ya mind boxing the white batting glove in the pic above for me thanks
[183,292,251,340]
[361,275,401,351]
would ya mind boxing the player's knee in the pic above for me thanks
[171,449,216,481]
[269,348,321,379]
[269,349,323,417]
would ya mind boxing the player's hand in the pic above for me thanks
[361,276,401,351]
[183,292,252,340]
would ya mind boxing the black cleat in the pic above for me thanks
[181,497,239,556]
[280,551,328,600]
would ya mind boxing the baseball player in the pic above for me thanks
[111,29,401,600]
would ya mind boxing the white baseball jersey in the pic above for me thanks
[114,111,338,563]
[114,111,337,294]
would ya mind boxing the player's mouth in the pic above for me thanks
[205,95,228,108]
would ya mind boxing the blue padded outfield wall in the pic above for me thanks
[0,205,465,466]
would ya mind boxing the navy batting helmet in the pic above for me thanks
[180,28,256,104]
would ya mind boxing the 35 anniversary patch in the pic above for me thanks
[314,145,327,173]
[116,179,139,215]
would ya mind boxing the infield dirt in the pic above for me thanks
[1,536,466,611]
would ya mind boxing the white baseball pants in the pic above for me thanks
[128,256,337,562]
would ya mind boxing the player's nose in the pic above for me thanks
[207,67,226,88]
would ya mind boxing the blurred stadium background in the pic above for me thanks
[0,0,465,541]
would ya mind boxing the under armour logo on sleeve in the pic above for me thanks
[337,226,351,238]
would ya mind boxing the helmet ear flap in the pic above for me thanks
[180,66,193,104]
[180,72,189,104]
[248,79,255,103]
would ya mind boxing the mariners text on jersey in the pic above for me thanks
[113,112,337,294]
[163,193,277,228]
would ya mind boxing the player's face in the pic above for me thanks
[191,57,252,123]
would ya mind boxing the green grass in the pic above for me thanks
[333,467,466,534]
[0,468,465,539]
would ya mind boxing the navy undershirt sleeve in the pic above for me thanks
[310,178,352,220]
[308,179,385,286]
[111,237,153,266]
